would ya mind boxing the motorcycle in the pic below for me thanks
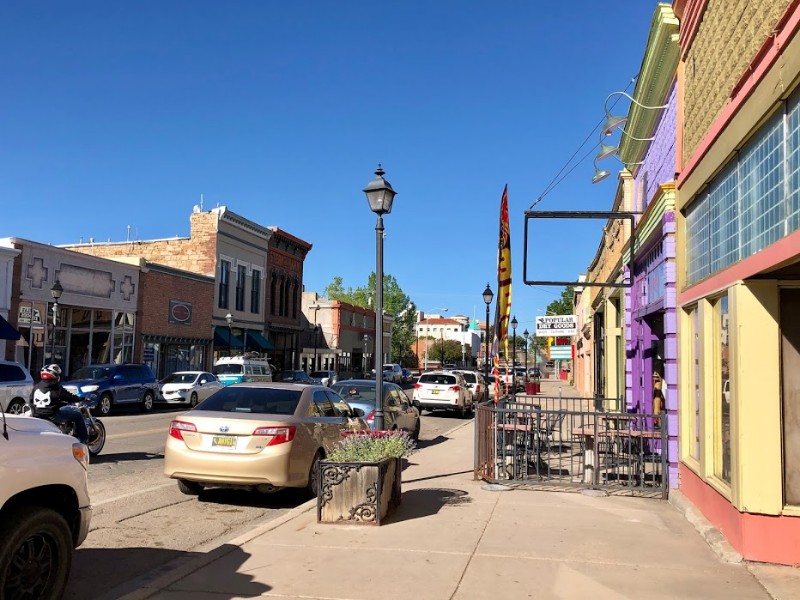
[23,400,106,457]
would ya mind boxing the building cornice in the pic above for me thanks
[619,4,679,165]
[213,207,273,241]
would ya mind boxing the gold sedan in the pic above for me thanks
[164,382,367,496]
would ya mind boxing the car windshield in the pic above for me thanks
[331,383,378,403]
[215,364,243,375]
[277,371,304,381]
[194,386,302,415]
[460,372,477,383]
[70,366,112,380]
[310,371,330,378]
[162,373,196,384]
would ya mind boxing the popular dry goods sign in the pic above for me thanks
[535,315,577,337]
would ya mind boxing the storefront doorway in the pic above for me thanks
[781,288,800,506]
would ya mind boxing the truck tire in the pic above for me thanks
[0,506,73,600]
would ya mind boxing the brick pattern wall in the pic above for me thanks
[137,269,214,339]
[638,83,678,206]
[682,0,791,160]
[62,212,218,277]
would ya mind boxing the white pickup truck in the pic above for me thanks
[0,412,92,598]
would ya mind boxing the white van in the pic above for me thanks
[214,354,273,386]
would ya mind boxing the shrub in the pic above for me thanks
[328,430,416,462]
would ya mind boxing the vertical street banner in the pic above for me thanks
[492,184,512,401]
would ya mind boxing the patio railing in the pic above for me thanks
[474,396,668,498]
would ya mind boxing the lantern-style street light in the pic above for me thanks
[482,284,493,403]
[363,164,396,431]
[50,280,63,363]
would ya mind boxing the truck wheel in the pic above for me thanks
[140,391,155,413]
[0,506,73,600]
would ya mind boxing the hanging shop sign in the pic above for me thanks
[535,315,577,337]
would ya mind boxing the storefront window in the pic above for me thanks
[717,295,731,483]
[688,306,700,460]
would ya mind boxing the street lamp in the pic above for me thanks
[225,312,233,354]
[364,164,396,431]
[482,283,493,403]
[523,328,529,380]
[511,316,518,393]
[362,334,369,374]
[50,280,63,364]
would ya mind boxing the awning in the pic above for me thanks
[245,330,274,351]
[0,314,20,341]
[213,326,243,348]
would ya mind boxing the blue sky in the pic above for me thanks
[2,1,659,333]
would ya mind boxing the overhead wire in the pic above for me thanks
[528,75,639,210]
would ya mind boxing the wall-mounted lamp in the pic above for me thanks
[601,91,668,136]
[592,159,611,184]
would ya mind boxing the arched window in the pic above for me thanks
[270,272,278,316]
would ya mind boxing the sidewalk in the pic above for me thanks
[114,388,800,600]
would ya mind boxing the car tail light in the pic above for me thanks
[413,383,421,389]
[449,385,461,392]
[169,420,197,441]
[366,410,375,424]
[252,426,296,446]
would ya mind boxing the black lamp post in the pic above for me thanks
[511,316,518,393]
[523,328,529,381]
[50,280,63,364]
[482,283,493,402]
[363,164,396,431]
[225,312,233,354]
[363,334,369,373]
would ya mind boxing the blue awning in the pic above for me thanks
[244,330,274,351]
[213,326,243,348]
[0,314,20,341]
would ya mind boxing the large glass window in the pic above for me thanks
[717,295,731,483]
[235,264,246,311]
[219,260,231,309]
[686,96,799,285]
[688,306,701,461]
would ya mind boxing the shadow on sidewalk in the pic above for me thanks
[68,546,271,600]
[404,469,473,484]
[415,434,449,450]
[388,487,471,522]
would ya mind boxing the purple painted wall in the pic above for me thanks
[625,80,679,486]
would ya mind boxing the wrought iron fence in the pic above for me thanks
[474,396,668,498]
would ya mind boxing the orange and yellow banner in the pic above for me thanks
[491,185,512,402]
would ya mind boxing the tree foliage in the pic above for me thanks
[546,285,575,316]
[324,273,416,366]
[426,339,468,364]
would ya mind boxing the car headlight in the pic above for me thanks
[81,384,100,393]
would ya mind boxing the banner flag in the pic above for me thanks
[491,184,512,401]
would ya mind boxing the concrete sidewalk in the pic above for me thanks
[115,385,800,600]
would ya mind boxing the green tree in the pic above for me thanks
[427,339,466,364]
[546,285,575,316]
[324,273,415,366]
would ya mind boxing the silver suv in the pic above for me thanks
[0,411,92,598]
[0,359,34,414]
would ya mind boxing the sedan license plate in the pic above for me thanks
[431,389,439,395]
[212,435,237,449]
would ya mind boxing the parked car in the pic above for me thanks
[159,371,223,407]
[496,367,524,392]
[451,370,486,404]
[383,363,403,384]
[413,370,473,417]
[214,355,273,386]
[528,367,542,379]
[310,370,338,387]
[330,379,421,440]
[0,359,34,414]
[275,370,315,384]
[401,368,413,384]
[0,411,92,599]
[63,363,158,416]
[163,382,368,496]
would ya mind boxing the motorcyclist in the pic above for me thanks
[28,364,89,444]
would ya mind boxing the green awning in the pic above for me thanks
[245,330,274,351]
[213,326,243,348]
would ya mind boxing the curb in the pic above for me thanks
[107,419,472,599]
[668,488,743,564]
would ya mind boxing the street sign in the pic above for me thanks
[535,315,577,337]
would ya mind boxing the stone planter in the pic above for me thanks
[317,457,402,525]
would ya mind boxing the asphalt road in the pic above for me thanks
[65,389,468,600]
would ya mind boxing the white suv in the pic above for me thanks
[0,359,34,414]
[0,411,92,598]
[413,370,473,417]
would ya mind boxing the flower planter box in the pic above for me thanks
[317,457,402,525]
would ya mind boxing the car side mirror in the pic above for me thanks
[352,407,365,417]
[199,379,206,384]
[400,401,410,410]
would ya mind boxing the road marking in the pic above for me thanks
[93,482,175,507]
[107,427,167,440]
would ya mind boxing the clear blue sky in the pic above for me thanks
[2,1,659,333]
